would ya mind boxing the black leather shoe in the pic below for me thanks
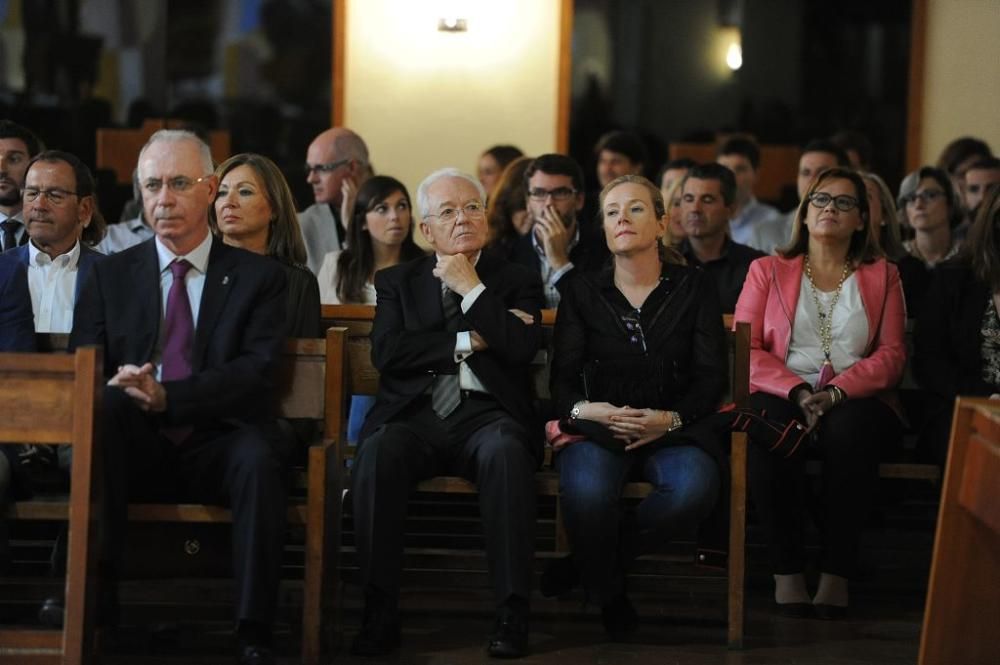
[601,593,638,641]
[486,608,529,658]
[238,643,276,665]
[350,609,401,656]
[539,555,579,598]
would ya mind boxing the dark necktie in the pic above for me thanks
[431,287,463,418]
[1,219,22,252]
[162,260,194,381]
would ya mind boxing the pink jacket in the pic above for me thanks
[733,255,906,402]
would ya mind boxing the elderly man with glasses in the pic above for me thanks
[298,127,371,274]
[349,168,543,658]
[66,129,288,665]
[510,153,609,307]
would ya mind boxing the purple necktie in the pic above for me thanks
[162,260,194,382]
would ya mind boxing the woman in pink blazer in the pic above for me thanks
[734,167,906,619]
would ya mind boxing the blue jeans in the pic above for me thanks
[347,395,376,446]
[556,441,720,603]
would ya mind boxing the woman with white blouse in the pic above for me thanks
[734,167,906,619]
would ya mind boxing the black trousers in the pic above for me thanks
[100,386,288,626]
[351,394,537,607]
[746,392,902,578]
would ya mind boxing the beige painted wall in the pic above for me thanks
[921,0,1000,164]
[343,0,562,205]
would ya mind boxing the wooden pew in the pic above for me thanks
[919,397,1000,664]
[0,347,102,665]
[668,141,800,204]
[322,304,751,649]
[4,329,348,665]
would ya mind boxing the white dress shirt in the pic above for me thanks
[27,240,82,333]
[96,215,155,254]
[152,232,213,378]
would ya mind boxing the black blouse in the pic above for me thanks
[279,261,322,339]
[551,261,727,427]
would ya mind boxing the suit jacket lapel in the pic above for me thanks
[192,238,235,369]
[131,240,161,360]
[413,254,444,326]
[774,255,802,330]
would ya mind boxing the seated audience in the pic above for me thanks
[897,166,963,268]
[716,136,783,251]
[678,163,765,313]
[754,140,850,254]
[299,127,371,274]
[477,144,524,196]
[10,151,107,333]
[860,171,929,316]
[211,152,321,338]
[486,155,533,256]
[914,188,1000,465]
[546,174,726,639]
[0,120,43,253]
[658,157,694,246]
[734,167,905,619]
[595,130,647,188]
[510,154,609,308]
[69,130,289,665]
[349,168,543,658]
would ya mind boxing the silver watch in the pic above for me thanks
[570,400,588,420]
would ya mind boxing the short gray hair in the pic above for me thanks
[416,168,486,218]
[137,129,214,178]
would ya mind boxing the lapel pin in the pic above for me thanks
[222,275,230,285]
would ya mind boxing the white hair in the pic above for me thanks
[137,129,214,178]
[416,168,486,218]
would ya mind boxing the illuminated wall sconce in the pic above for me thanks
[726,39,743,71]
[438,17,468,32]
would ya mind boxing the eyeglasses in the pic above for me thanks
[808,192,859,212]
[142,175,212,195]
[621,312,647,353]
[304,159,350,176]
[22,187,79,206]
[424,201,486,224]
[901,189,944,206]
[528,187,577,201]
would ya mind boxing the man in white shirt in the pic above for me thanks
[298,127,371,273]
[9,151,106,333]
[0,121,43,253]
[716,136,782,252]
[97,170,155,254]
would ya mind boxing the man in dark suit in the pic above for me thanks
[351,168,543,658]
[7,150,106,333]
[68,130,287,665]
[509,154,608,308]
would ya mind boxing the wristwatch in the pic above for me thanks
[569,400,588,421]
[667,410,683,432]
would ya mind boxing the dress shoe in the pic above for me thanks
[238,643,276,665]
[601,593,638,641]
[350,607,401,656]
[539,555,579,598]
[774,601,814,618]
[813,603,847,620]
[486,608,529,658]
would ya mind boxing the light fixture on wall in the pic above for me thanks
[717,0,744,73]
[726,38,743,71]
[438,17,468,32]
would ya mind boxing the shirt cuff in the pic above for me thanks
[455,331,473,361]
[549,262,575,286]
[461,283,486,312]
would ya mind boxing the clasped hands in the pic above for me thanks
[108,363,167,413]
[793,386,837,432]
[433,253,535,352]
[577,401,674,451]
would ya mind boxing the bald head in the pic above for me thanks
[306,128,370,207]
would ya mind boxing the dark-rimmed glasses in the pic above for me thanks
[304,159,350,176]
[424,201,486,225]
[808,192,859,212]
[142,175,212,195]
[901,189,944,206]
[527,187,577,201]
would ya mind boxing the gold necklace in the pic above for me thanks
[803,255,851,368]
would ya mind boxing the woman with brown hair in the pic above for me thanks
[211,152,321,338]
[734,166,906,619]
[485,155,533,255]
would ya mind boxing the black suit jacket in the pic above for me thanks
[0,254,35,351]
[361,252,545,457]
[70,236,287,429]
[914,260,995,399]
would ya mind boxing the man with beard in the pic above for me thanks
[0,121,43,252]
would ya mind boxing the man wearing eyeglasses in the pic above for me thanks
[298,127,371,274]
[0,120,44,253]
[68,130,288,665]
[6,151,107,334]
[351,168,543,658]
[510,153,609,307]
